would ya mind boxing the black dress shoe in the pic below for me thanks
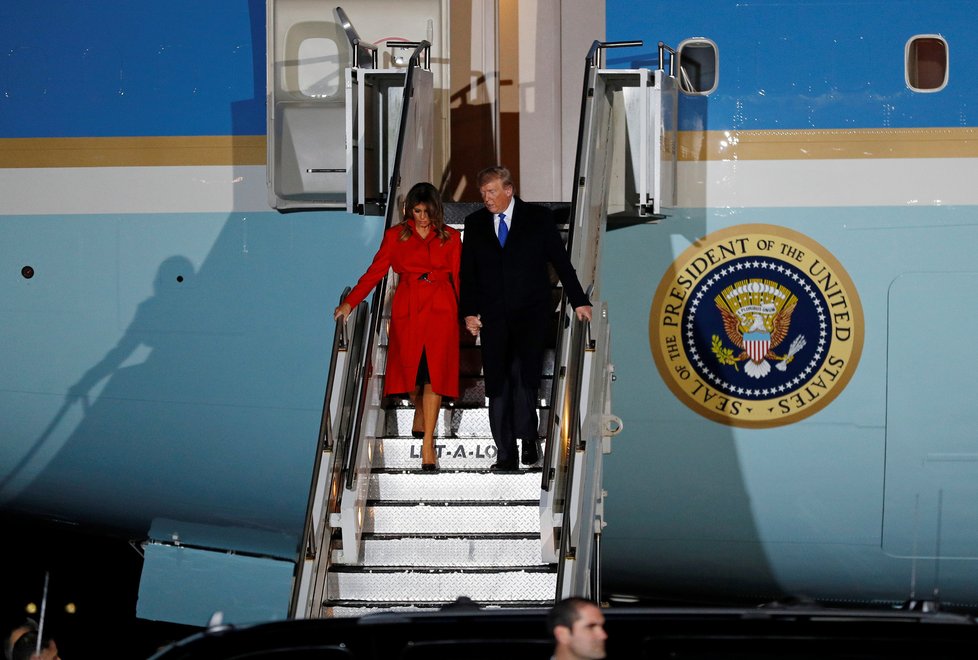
[422,462,437,471]
[489,460,518,471]
[521,440,539,465]
[412,430,425,439]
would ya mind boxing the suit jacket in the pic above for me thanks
[460,198,589,320]
[459,198,590,392]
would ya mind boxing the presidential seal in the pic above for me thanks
[650,225,863,428]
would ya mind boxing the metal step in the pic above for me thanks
[385,407,549,439]
[371,438,543,469]
[325,600,550,618]
[380,348,557,381]
[373,436,500,468]
[353,534,547,567]
[326,565,557,603]
[385,406,490,438]
[364,502,540,534]
[368,469,541,500]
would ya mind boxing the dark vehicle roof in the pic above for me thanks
[148,606,978,660]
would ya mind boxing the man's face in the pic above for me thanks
[558,604,607,659]
[479,177,514,214]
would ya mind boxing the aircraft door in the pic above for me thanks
[267,2,350,210]
[266,1,447,213]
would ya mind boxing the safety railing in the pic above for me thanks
[290,288,368,617]
[543,40,636,599]
[342,39,430,491]
[335,41,431,564]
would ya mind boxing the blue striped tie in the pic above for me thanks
[497,213,508,246]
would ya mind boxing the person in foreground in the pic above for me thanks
[459,166,592,471]
[334,182,461,470]
[4,620,60,660]
[548,597,607,660]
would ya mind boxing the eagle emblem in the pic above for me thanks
[712,278,807,379]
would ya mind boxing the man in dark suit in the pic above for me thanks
[460,166,592,471]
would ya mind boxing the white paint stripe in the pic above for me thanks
[0,166,271,215]
[4,158,978,215]
[676,158,978,208]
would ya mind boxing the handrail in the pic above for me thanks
[343,285,383,490]
[320,287,351,452]
[542,44,631,495]
[336,6,378,69]
[290,287,352,617]
[585,39,644,69]
[386,40,432,70]
[541,289,569,493]
[335,299,369,461]
[548,37,645,597]
[343,45,428,491]
[552,314,591,598]
[658,41,677,76]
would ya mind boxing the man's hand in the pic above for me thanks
[464,315,482,336]
[575,305,593,322]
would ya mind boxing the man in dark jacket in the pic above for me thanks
[459,166,592,470]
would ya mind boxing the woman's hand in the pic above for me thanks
[333,302,352,322]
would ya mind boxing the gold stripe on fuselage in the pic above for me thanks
[2,128,978,168]
[679,127,978,161]
[0,136,266,168]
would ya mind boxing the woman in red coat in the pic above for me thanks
[334,182,461,470]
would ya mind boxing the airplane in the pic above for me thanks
[2,0,978,645]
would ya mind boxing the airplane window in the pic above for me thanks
[905,34,948,92]
[298,37,341,98]
[677,38,719,95]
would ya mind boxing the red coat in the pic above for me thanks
[343,220,461,398]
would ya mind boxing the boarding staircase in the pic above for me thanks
[323,204,562,616]
[295,206,606,618]
[287,35,676,618]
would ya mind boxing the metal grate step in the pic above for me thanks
[369,436,541,468]
[373,435,500,468]
[326,566,557,603]
[385,407,548,439]
[367,469,541,500]
[364,502,540,534]
[352,535,548,567]
[325,600,550,618]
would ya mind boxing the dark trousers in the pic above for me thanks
[488,352,539,464]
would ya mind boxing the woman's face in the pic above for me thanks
[411,203,431,226]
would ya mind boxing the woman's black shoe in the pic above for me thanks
[422,462,437,471]
[412,430,425,439]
